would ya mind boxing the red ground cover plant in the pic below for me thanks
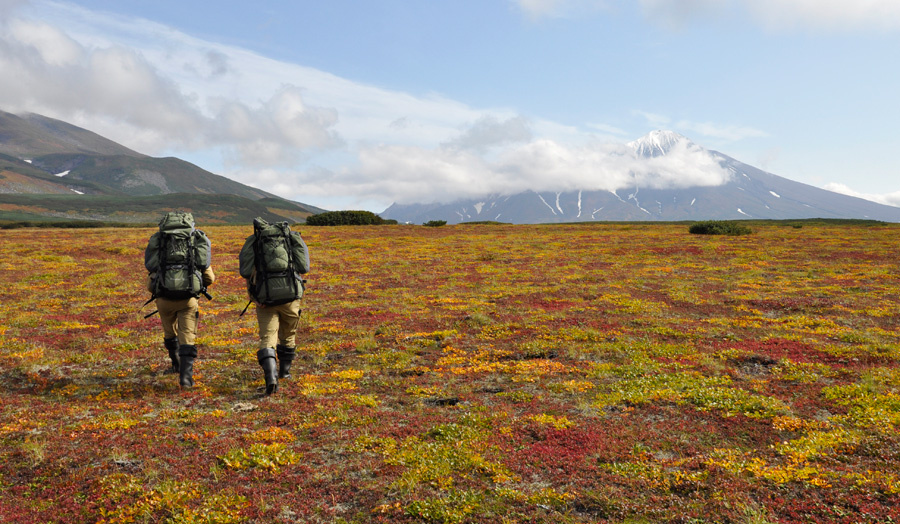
[1,222,899,523]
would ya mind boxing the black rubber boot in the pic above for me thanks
[276,344,296,379]
[257,348,278,395]
[178,344,198,388]
[163,337,179,374]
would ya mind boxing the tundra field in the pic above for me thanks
[1,222,899,524]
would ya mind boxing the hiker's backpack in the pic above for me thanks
[239,217,309,306]
[144,212,211,300]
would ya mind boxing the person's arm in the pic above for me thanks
[202,266,216,287]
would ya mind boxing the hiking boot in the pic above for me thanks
[257,348,278,395]
[276,344,296,379]
[163,337,179,374]
[178,344,198,388]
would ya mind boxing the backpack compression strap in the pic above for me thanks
[252,221,272,303]
[192,231,212,300]
[281,222,300,299]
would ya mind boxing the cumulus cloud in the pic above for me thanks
[0,4,344,163]
[328,134,732,205]
[210,86,341,167]
[824,183,900,208]
[442,115,533,153]
[8,18,81,65]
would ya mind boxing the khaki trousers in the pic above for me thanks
[256,299,301,349]
[156,297,200,345]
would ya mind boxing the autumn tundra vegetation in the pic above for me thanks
[1,221,899,523]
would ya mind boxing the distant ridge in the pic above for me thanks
[382,131,900,224]
[0,111,144,158]
[0,109,326,223]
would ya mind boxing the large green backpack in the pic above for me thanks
[145,212,211,300]
[239,217,309,305]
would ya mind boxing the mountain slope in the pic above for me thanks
[0,111,144,158]
[0,152,125,195]
[28,153,272,198]
[382,131,900,224]
[0,109,275,200]
[0,109,325,221]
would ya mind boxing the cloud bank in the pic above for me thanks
[824,183,900,209]
[330,134,733,205]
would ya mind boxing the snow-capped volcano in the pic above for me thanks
[628,130,695,158]
[382,130,900,224]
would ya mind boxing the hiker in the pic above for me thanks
[239,217,310,395]
[144,211,215,388]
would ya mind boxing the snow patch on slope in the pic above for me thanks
[537,194,557,215]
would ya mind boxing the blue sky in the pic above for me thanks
[1,0,898,211]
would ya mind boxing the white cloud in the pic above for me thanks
[518,0,900,30]
[209,86,342,168]
[747,0,900,31]
[638,0,730,28]
[8,19,80,65]
[442,115,533,152]
[496,137,731,192]
[0,3,352,163]
[824,183,900,208]
[638,0,900,31]
[514,0,610,20]
[336,136,732,205]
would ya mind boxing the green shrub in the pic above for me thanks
[423,220,447,227]
[305,210,386,226]
[688,221,752,236]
